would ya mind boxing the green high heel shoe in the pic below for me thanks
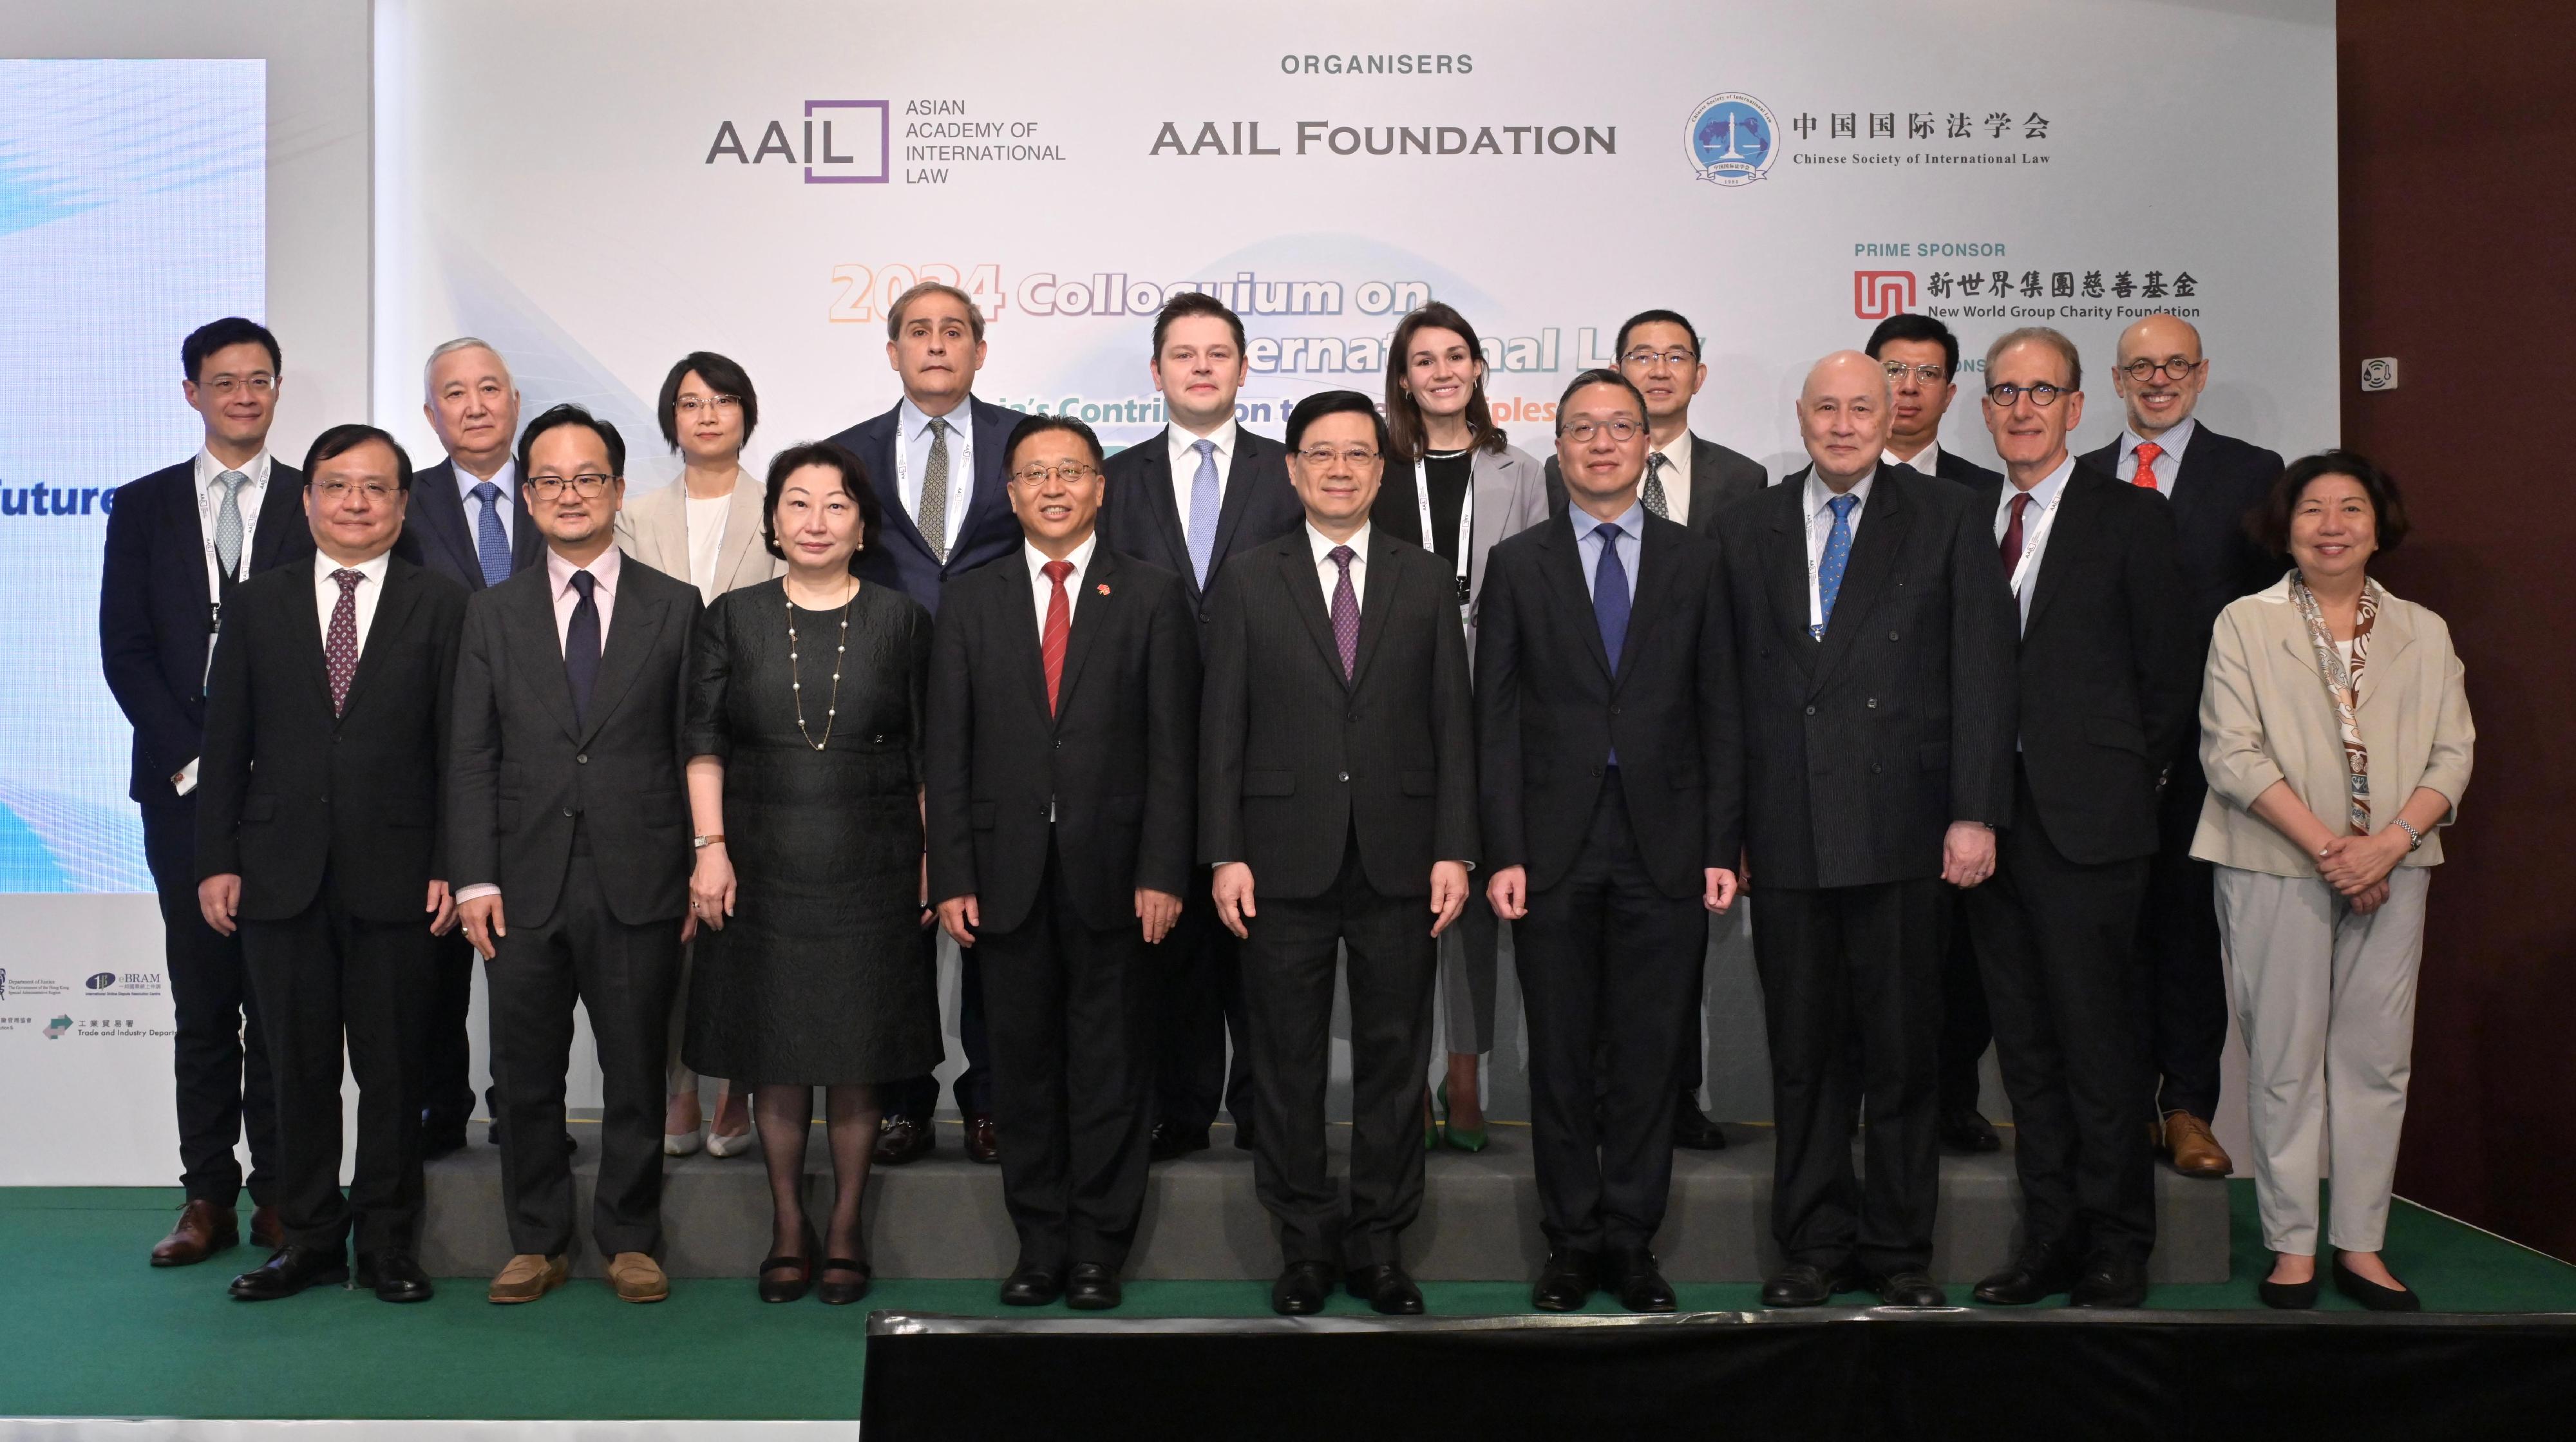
[1436,1079,1488,1153]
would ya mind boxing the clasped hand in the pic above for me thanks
[2318,830,2406,915]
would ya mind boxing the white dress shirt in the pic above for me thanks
[1884,440,1941,476]
[310,547,393,658]
[1644,431,1694,526]
[897,395,976,553]
[1025,533,1096,637]
[451,457,518,551]
[1802,466,1878,634]
[2114,416,2197,497]
[193,447,274,601]
[547,544,621,654]
[1993,453,2076,632]
[1306,520,1371,613]
[1166,417,1238,524]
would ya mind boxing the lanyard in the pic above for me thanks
[1415,456,1475,610]
[2003,484,2067,600]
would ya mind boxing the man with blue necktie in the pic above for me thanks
[1710,352,2018,1309]
[400,337,545,1158]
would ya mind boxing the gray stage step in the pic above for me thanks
[421,1121,2230,1285]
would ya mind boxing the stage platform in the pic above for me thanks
[419,1119,2230,1284]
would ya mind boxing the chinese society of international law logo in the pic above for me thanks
[1685,92,1777,186]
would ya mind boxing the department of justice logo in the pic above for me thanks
[1686,92,1777,186]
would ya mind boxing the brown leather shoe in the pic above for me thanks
[871,1115,934,1166]
[964,1112,999,1164]
[608,1251,669,1303]
[2163,1111,2233,1178]
[249,1204,283,1250]
[488,1253,569,1304]
[151,1199,239,1266]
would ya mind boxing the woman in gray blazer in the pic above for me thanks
[2192,451,2472,1312]
[616,350,786,1159]
[1377,303,1549,1150]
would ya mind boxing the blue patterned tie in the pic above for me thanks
[470,482,513,588]
[1185,439,1220,588]
[1813,494,1858,640]
[1593,519,1630,672]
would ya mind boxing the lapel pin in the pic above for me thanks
[1096,583,1112,596]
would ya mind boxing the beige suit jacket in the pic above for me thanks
[2191,575,2474,877]
[614,466,784,602]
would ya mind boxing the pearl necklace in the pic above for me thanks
[787,581,856,752]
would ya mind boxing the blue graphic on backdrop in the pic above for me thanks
[1686,92,1778,187]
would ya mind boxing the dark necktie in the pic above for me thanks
[920,418,952,564]
[1999,491,2033,573]
[1040,560,1072,714]
[1642,453,1672,520]
[1593,521,1630,673]
[324,568,363,717]
[470,481,513,587]
[564,570,601,727]
[1327,545,1359,681]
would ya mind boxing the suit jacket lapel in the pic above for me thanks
[336,558,424,723]
[869,414,939,569]
[1687,437,1724,535]
[580,583,664,745]
[1349,540,1402,692]
[1539,517,1614,682]
[1133,440,1194,593]
[1280,540,1347,685]
[1810,472,1906,692]
[166,473,214,606]
[507,575,583,741]
[1762,486,1817,681]
[413,462,482,586]
[945,399,1016,566]
[714,467,770,591]
[2022,475,2087,635]
[1209,435,1265,576]
[1052,547,1117,723]
[249,470,307,571]
[2356,594,2412,709]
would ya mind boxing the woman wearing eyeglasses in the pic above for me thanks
[616,352,784,1161]
[1376,303,1549,1152]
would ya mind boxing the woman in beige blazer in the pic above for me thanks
[2192,451,2472,1313]
[616,350,786,1159]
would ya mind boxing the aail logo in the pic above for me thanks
[1854,270,1917,319]
[706,101,891,184]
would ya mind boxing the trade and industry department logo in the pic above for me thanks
[45,1014,71,1039]
[1854,270,1918,319]
[1686,92,1777,186]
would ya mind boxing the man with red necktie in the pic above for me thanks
[2080,313,2286,1181]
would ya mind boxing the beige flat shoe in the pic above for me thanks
[488,1253,569,1304]
[664,1127,705,1157]
[706,1121,757,1159]
[609,1251,669,1303]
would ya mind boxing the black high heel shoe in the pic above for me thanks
[818,1254,874,1306]
[758,1222,820,1303]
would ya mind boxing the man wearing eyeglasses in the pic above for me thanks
[449,404,704,1305]
[1542,310,1766,538]
[2078,314,2282,1184]
[1199,390,1477,1316]
[1479,370,1738,1313]
[194,424,469,1303]
[1962,328,2194,1309]
[102,316,312,1269]
[926,415,1200,1311]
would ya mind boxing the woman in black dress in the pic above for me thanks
[681,441,940,1304]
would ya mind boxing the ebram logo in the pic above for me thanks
[85,972,115,991]
[1854,270,1918,320]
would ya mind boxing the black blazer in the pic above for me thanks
[1711,463,2018,889]
[195,554,468,922]
[1097,426,1304,626]
[824,395,1027,616]
[393,459,546,593]
[2078,425,2283,646]
[447,556,702,927]
[1967,466,2199,864]
[1930,447,2005,489]
[99,459,312,804]
[925,546,1200,933]
[1476,511,1731,897]
[1199,529,1477,900]
[1544,433,1766,535]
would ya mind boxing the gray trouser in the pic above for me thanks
[2215,864,2429,1256]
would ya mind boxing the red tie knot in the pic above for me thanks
[1043,560,1073,585]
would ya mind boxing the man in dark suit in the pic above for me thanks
[195,424,469,1303]
[1099,292,1303,1162]
[1480,370,1739,1313]
[1956,330,2196,1310]
[450,404,701,1306]
[928,415,1200,1311]
[395,337,545,1158]
[2081,312,2283,1181]
[1866,310,2006,1156]
[1540,310,1763,1150]
[100,316,310,1267]
[1201,390,1477,1316]
[1712,352,2018,1309]
[824,280,1028,1166]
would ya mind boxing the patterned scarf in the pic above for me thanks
[2289,573,2383,835]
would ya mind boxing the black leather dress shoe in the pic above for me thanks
[1148,1121,1210,1161]
[871,1115,934,1166]
[1938,1108,2003,1153]
[817,1256,873,1306]
[1974,1251,2076,1305]
[2069,1255,2148,1309]
[1604,1249,1678,1313]
[1672,1100,1729,1151]
[963,1112,999,1164]
[1345,1262,1425,1315]
[1065,1262,1121,1311]
[1761,1262,1867,1308]
[2332,1259,2420,1313]
[229,1245,350,1300]
[1533,1248,1601,1311]
[421,1115,469,1159]
[1271,1260,1337,1315]
[1876,1270,1948,1307]
[356,1252,435,1303]
[1000,1263,1064,1307]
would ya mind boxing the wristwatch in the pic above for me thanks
[2392,819,2423,852]
[692,833,726,850]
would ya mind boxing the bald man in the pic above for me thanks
[2078,315,2282,1181]
[1712,352,2018,1309]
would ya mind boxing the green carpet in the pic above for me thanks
[1,1183,2569,1421]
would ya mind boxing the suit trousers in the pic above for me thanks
[1965,766,2157,1264]
[979,839,1158,1271]
[2143,772,2229,1121]
[1753,877,1946,1276]
[2217,865,2429,1256]
[142,798,277,1206]
[238,869,434,1258]
[488,842,682,1258]
[1517,779,1710,1253]
[419,929,482,1132]
[888,932,992,1121]
[1938,892,1994,1115]
[1152,871,1255,1137]
[1241,833,1439,1269]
